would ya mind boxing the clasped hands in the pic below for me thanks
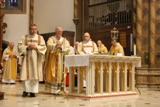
[9,54,17,58]
[27,43,37,50]
[56,41,62,48]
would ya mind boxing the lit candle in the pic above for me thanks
[130,33,133,52]
[134,44,136,56]
[63,38,66,51]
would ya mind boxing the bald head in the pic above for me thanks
[9,42,14,49]
[83,32,91,42]
[55,27,63,39]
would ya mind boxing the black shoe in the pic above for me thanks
[30,93,35,97]
[22,91,28,97]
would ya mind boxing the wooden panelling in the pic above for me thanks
[85,23,132,56]
[40,31,74,47]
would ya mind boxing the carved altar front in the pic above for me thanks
[65,55,141,99]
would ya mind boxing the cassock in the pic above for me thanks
[44,36,70,94]
[98,44,108,53]
[109,42,125,56]
[77,40,98,54]
[18,34,46,93]
[1,46,18,83]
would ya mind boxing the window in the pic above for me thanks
[2,0,26,14]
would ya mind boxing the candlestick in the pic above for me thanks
[62,38,66,51]
[134,44,136,56]
[130,33,133,52]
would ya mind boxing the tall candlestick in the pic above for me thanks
[63,38,66,51]
[134,44,136,56]
[130,33,133,52]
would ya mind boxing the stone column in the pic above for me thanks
[135,0,160,88]
[0,1,4,62]
[73,0,79,42]
[132,0,137,50]
[0,1,4,100]
[149,1,156,68]
[149,0,160,68]
[136,0,143,57]
[29,0,34,25]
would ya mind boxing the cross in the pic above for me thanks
[111,27,119,40]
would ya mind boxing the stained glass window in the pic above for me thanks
[2,0,19,8]
[1,0,26,14]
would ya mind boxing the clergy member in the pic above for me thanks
[1,42,18,84]
[97,40,108,53]
[109,40,125,56]
[18,24,46,97]
[44,27,70,94]
[77,32,98,87]
[77,32,98,54]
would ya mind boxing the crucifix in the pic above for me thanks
[111,27,119,40]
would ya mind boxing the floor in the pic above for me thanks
[0,82,160,107]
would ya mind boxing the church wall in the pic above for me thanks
[2,0,75,51]
[34,0,75,34]
[3,0,30,51]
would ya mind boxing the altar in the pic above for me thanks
[65,55,141,99]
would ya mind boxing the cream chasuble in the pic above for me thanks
[18,34,46,93]
[1,46,18,83]
[77,40,98,55]
[18,34,46,81]
[44,36,70,93]
[98,44,108,53]
[109,43,125,56]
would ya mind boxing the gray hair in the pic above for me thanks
[55,27,63,31]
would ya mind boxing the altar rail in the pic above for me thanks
[65,55,141,99]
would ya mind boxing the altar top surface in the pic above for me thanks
[65,55,141,67]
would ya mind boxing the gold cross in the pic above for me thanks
[111,27,119,40]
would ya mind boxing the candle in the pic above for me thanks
[134,44,136,56]
[62,38,66,51]
[130,33,133,52]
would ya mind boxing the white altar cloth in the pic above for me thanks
[65,55,89,67]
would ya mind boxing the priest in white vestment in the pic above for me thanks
[1,42,18,84]
[77,32,98,87]
[77,32,98,55]
[18,24,46,97]
[44,27,70,94]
